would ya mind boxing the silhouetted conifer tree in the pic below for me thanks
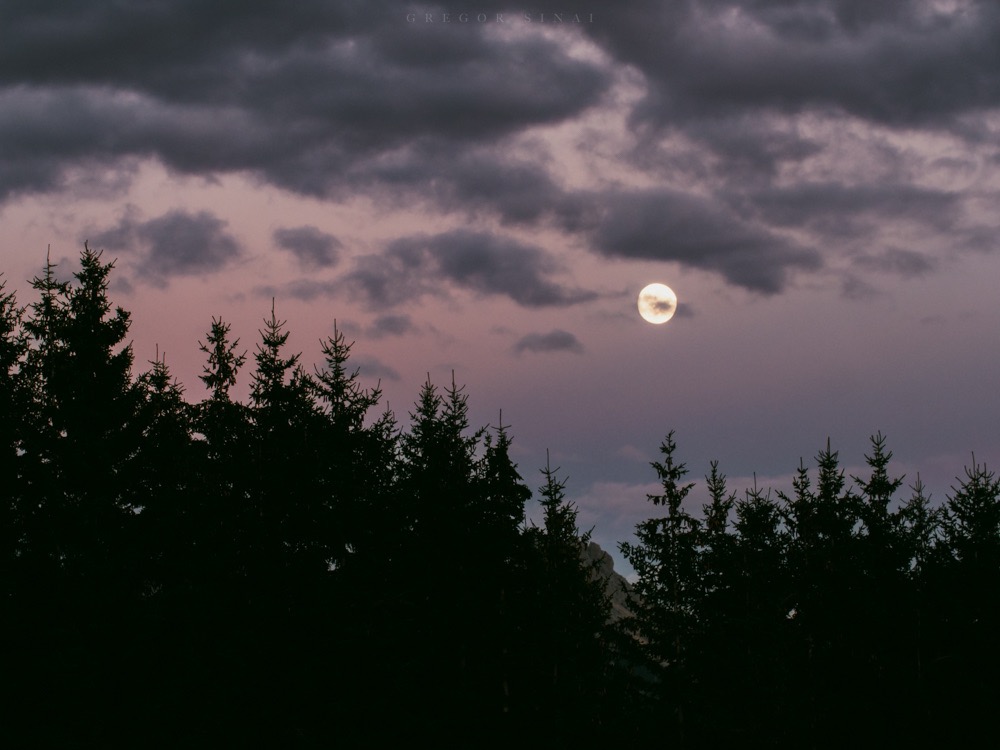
[937,458,1000,739]
[0,276,27,604]
[890,474,942,738]
[0,274,25,467]
[242,303,331,734]
[248,301,327,573]
[477,418,530,544]
[942,458,1000,569]
[306,323,399,738]
[313,321,386,569]
[620,431,700,743]
[6,247,146,744]
[128,352,194,587]
[16,244,1000,745]
[382,375,537,737]
[515,456,614,739]
[725,481,794,742]
[19,246,137,575]
[0,277,25,495]
[848,433,914,736]
[17,253,71,568]
[189,316,253,600]
[899,474,941,578]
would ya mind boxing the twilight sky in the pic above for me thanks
[3,0,999,572]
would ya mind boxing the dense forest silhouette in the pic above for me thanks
[2,247,998,746]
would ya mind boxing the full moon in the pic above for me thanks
[638,283,678,324]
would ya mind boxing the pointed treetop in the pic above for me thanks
[199,317,246,401]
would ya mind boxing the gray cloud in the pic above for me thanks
[367,314,417,339]
[254,278,338,302]
[367,145,594,230]
[89,208,242,285]
[343,229,598,309]
[585,1,1000,131]
[594,188,822,294]
[841,273,878,300]
[0,3,611,202]
[745,183,961,235]
[3,0,994,299]
[273,226,341,269]
[513,329,584,355]
[853,247,936,278]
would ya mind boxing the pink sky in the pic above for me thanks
[3,1,1000,571]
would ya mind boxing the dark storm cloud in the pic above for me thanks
[423,231,598,307]
[0,86,273,201]
[594,188,822,294]
[513,330,584,355]
[369,146,593,230]
[90,208,242,285]
[584,0,1000,130]
[273,226,341,269]
[3,1,993,299]
[572,0,1000,248]
[0,1,611,202]
[665,117,826,184]
[344,230,598,309]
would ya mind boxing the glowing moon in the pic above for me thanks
[638,283,678,324]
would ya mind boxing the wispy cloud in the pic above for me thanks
[513,329,584,356]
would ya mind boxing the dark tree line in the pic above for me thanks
[0,248,620,746]
[2,247,1000,746]
[621,432,1000,747]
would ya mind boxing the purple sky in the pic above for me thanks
[3,1,1000,573]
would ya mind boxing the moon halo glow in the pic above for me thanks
[638,283,678,325]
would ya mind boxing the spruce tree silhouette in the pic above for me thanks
[18,251,72,572]
[193,316,251,585]
[393,374,485,734]
[473,418,532,725]
[848,433,915,739]
[0,275,30,736]
[14,246,1000,746]
[935,458,1000,742]
[130,352,193,574]
[124,350,197,624]
[376,374,538,740]
[0,275,26,583]
[513,454,617,741]
[620,431,700,745]
[313,320,385,571]
[724,480,794,744]
[7,246,145,744]
[676,465,792,745]
[896,471,942,731]
[27,246,136,578]
[308,321,399,738]
[778,441,861,739]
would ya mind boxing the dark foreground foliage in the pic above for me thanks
[0,248,626,747]
[621,434,1000,748]
[2,248,999,746]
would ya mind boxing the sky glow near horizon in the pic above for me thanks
[2,1,1000,573]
